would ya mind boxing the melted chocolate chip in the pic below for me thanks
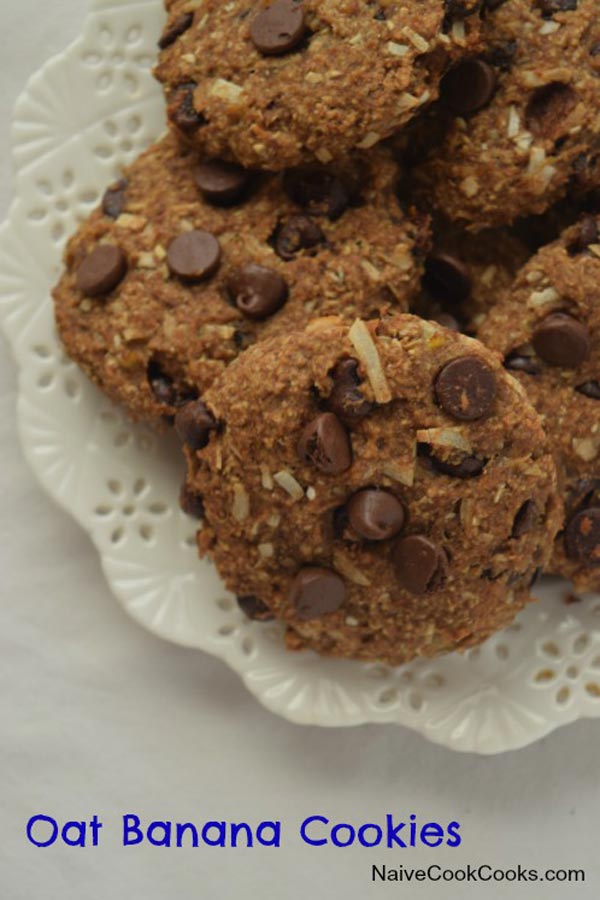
[535,0,578,17]
[434,357,497,421]
[576,381,600,399]
[101,179,128,219]
[289,567,346,620]
[179,484,205,519]
[569,214,599,253]
[564,508,600,564]
[512,500,538,538]
[250,0,306,56]
[174,400,217,450]
[283,168,351,220]
[272,215,325,260]
[170,82,205,133]
[158,11,194,49]
[297,413,352,474]
[345,489,406,541]
[326,358,374,423]
[237,595,275,621]
[420,444,486,479]
[393,535,448,594]
[75,245,127,297]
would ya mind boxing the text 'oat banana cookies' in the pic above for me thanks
[182,314,561,665]
[53,134,428,424]
[154,0,484,170]
[410,0,600,229]
[479,215,600,592]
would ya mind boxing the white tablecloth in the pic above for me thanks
[0,3,598,897]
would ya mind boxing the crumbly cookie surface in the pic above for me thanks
[154,0,483,170]
[53,135,428,424]
[410,0,600,229]
[184,314,561,665]
[478,215,600,591]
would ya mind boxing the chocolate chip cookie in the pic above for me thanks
[53,135,428,424]
[478,214,600,591]
[154,0,484,170]
[183,314,561,665]
[409,0,600,229]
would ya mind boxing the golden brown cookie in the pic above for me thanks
[53,134,429,424]
[183,314,561,665]
[154,0,483,170]
[478,215,600,591]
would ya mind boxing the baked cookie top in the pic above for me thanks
[154,0,483,170]
[479,214,600,590]
[53,134,428,424]
[410,0,600,229]
[183,314,561,665]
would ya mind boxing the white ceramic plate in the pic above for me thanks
[1,0,600,754]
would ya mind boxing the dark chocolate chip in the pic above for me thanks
[174,400,216,450]
[272,215,325,260]
[227,264,288,319]
[250,0,306,56]
[440,59,497,116]
[504,351,541,375]
[75,244,127,297]
[346,489,406,541]
[423,253,472,304]
[564,507,600,565]
[576,381,600,399]
[483,39,517,73]
[179,484,205,519]
[393,535,448,595]
[571,214,599,252]
[194,160,250,205]
[512,500,538,538]
[297,412,352,474]
[237,595,275,621]
[101,179,128,218]
[434,356,497,421]
[535,0,577,18]
[427,452,486,479]
[289,567,346,620]
[327,358,374,423]
[283,168,350,220]
[158,11,194,49]
[167,230,221,282]
[170,82,205,133]
[532,313,591,367]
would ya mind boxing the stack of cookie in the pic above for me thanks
[53,1,600,666]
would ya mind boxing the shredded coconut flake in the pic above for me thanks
[273,470,304,500]
[232,483,250,521]
[348,320,392,404]
[333,551,371,587]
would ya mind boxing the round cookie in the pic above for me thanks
[414,219,530,333]
[183,314,561,665]
[478,214,600,591]
[154,0,484,170]
[53,135,429,424]
[408,0,600,229]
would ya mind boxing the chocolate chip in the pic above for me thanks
[170,82,205,133]
[512,500,538,538]
[346,489,406,541]
[237,595,275,622]
[576,381,600,399]
[194,160,250,206]
[525,82,576,140]
[101,179,127,218]
[167,230,221,282]
[504,351,541,375]
[532,313,591,367]
[158,11,193,49]
[393,535,448,594]
[297,412,352,474]
[75,245,127,297]
[250,0,306,56]
[174,400,216,450]
[423,253,472,304]
[426,451,486,479]
[227,264,288,319]
[440,60,497,116]
[289,567,346,620]
[327,358,374,423]
[272,215,325,260]
[283,168,350,220]
[572,214,599,251]
[434,356,497,421]
[535,0,577,18]
[179,483,205,519]
[564,508,600,564]
[483,39,517,73]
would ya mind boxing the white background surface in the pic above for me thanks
[0,2,598,898]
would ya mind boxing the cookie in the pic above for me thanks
[478,214,600,591]
[183,314,561,665]
[407,0,600,229]
[154,0,484,170]
[53,135,428,424]
[414,219,530,332]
